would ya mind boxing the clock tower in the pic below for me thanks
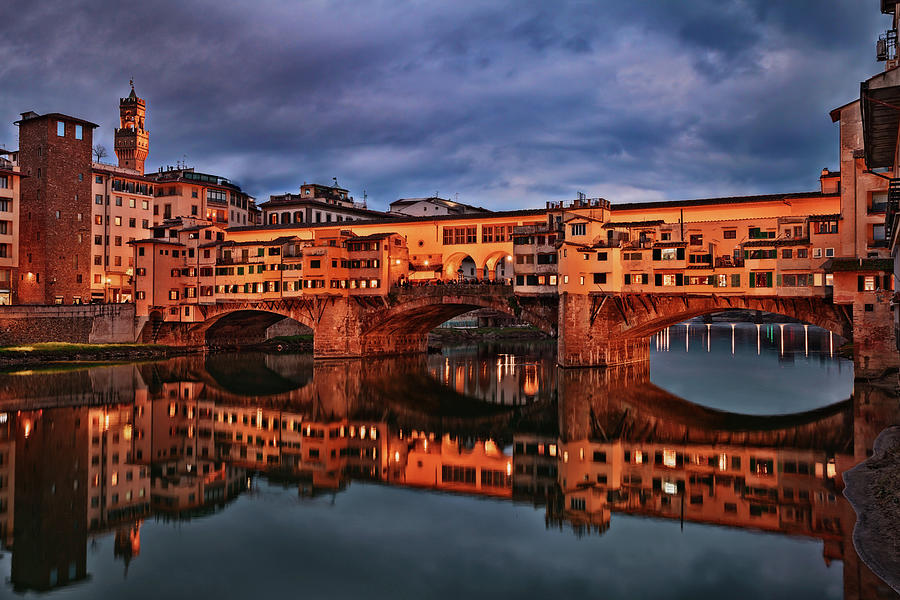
[114,81,149,174]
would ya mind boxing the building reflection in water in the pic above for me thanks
[0,345,894,599]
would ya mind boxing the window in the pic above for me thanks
[723,230,736,239]
[813,248,822,259]
[750,271,773,288]
[781,249,792,259]
[592,273,607,284]
[114,216,122,226]
[57,121,65,136]
[206,189,227,203]
[797,248,808,258]
[95,175,103,184]
[75,124,83,139]
[825,248,834,257]
[813,220,839,234]
[689,234,703,245]
[95,194,103,205]
[169,290,179,300]
[570,223,586,236]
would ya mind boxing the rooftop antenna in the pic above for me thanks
[363,189,368,208]
[333,177,339,188]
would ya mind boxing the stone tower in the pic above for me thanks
[114,81,149,174]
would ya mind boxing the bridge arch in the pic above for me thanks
[178,301,317,347]
[586,294,853,341]
[362,287,557,341]
[559,293,855,369]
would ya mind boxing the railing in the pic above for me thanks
[877,29,897,62]
[886,178,900,241]
[714,257,745,268]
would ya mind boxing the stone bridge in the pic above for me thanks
[558,292,856,369]
[150,284,558,359]
[148,285,898,378]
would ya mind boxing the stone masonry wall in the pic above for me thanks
[0,304,138,345]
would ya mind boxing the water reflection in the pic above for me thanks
[0,333,894,599]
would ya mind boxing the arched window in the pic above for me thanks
[294,211,303,223]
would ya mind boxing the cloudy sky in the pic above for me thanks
[0,1,888,211]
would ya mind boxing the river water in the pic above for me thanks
[0,322,895,599]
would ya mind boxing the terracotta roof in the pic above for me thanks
[219,235,298,247]
[227,208,548,232]
[15,112,99,128]
[347,232,396,242]
[128,238,183,246]
[603,220,665,228]
[612,191,836,211]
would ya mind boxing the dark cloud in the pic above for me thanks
[0,0,887,210]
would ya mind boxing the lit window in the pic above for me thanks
[663,449,677,468]
[864,276,876,291]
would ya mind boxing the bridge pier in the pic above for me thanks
[851,300,900,379]
[557,293,650,368]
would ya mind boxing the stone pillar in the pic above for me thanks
[851,300,900,379]
[312,297,429,359]
[557,293,649,368]
[312,297,364,358]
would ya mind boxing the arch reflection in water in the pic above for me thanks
[0,345,894,599]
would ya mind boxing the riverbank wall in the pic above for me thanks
[0,304,141,345]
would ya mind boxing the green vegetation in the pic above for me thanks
[0,342,170,356]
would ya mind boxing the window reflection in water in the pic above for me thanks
[0,340,893,598]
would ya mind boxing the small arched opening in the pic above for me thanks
[483,251,513,282]
[444,252,478,281]
[204,310,313,348]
